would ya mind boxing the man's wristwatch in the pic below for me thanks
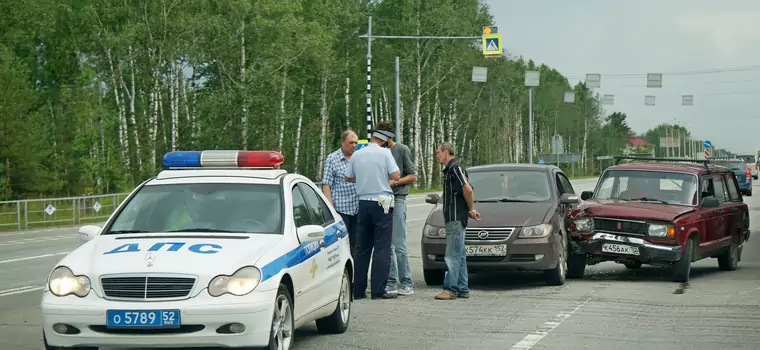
[393,180,399,187]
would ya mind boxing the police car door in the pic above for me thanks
[289,182,329,320]
[297,183,344,302]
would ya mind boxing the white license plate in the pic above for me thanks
[601,243,640,256]
[466,244,507,256]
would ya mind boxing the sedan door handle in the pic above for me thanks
[717,209,724,215]
[732,207,739,213]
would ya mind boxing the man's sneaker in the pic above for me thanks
[457,292,470,299]
[398,287,414,296]
[434,290,456,300]
[386,289,398,295]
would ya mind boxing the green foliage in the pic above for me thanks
[0,0,688,200]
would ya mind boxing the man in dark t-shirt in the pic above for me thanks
[434,142,480,300]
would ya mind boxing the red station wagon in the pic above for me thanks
[566,157,751,282]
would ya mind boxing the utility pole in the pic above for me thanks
[360,18,499,141]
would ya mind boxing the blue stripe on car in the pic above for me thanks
[260,220,347,281]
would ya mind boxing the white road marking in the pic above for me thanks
[0,285,43,297]
[508,298,591,349]
[0,235,75,246]
[0,252,70,265]
[738,286,760,295]
[408,217,427,222]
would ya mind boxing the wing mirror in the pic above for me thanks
[297,225,325,243]
[702,196,720,209]
[580,191,593,201]
[560,193,580,205]
[78,225,101,242]
[425,193,440,205]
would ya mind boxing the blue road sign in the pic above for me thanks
[703,140,712,149]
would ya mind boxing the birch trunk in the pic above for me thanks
[104,48,128,165]
[344,77,350,129]
[425,84,440,187]
[294,86,305,173]
[582,116,589,170]
[277,67,288,151]
[317,77,329,180]
[411,39,423,187]
[240,21,249,149]
[127,45,140,168]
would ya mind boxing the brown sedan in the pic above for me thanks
[421,164,580,286]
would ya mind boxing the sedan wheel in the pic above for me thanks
[545,237,567,286]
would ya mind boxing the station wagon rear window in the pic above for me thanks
[595,170,698,206]
[106,183,283,234]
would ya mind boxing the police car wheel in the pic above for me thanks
[43,332,97,350]
[315,268,351,334]
[266,284,294,350]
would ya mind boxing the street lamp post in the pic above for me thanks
[525,71,540,163]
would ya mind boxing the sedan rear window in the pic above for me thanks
[106,183,282,234]
[595,170,698,206]
[468,170,551,202]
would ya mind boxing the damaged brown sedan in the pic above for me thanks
[421,164,579,286]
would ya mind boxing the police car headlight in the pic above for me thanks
[48,266,91,297]
[208,266,261,297]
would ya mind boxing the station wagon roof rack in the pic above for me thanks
[613,156,710,172]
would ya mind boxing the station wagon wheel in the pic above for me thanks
[316,268,351,334]
[268,284,294,350]
[672,237,695,283]
[717,236,740,271]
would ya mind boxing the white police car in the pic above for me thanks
[41,150,354,350]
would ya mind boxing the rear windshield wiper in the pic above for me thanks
[475,197,536,203]
[632,197,669,204]
[167,228,240,233]
[105,230,149,234]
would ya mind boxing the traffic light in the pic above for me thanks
[482,26,498,35]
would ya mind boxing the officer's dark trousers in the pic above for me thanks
[353,200,393,298]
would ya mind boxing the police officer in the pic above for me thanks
[344,129,401,300]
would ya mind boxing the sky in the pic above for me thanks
[483,0,760,154]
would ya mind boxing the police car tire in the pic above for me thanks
[43,332,97,350]
[264,284,295,350]
[315,268,351,334]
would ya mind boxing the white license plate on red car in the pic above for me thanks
[601,243,640,256]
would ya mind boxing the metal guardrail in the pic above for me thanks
[0,193,130,230]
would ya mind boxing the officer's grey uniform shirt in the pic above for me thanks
[344,143,400,200]
[390,143,416,197]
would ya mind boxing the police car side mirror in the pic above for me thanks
[297,225,325,243]
[425,193,440,205]
[78,225,101,242]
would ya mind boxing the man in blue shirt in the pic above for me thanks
[344,129,401,300]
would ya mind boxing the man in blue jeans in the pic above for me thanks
[344,129,401,300]
[375,121,417,296]
[434,142,480,300]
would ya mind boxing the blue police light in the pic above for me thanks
[162,150,285,168]
[163,151,202,167]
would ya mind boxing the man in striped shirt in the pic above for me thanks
[434,142,480,300]
[322,130,360,257]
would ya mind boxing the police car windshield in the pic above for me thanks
[106,183,282,235]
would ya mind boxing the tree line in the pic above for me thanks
[0,0,716,201]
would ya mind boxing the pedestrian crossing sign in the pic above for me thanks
[356,139,369,151]
[482,34,502,56]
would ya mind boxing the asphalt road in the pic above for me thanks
[2,177,760,349]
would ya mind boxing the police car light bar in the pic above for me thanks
[162,150,285,168]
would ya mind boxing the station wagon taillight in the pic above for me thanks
[745,164,751,178]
